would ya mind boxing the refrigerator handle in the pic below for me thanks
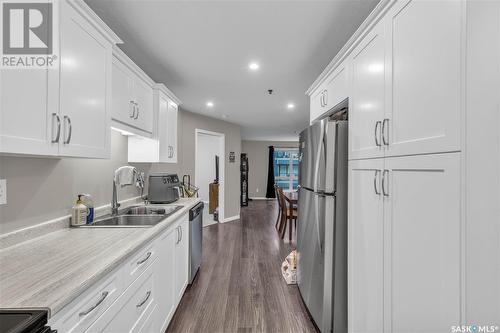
[314,193,323,254]
[313,120,326,192]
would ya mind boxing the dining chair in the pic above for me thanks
[274,185,282,229]
[277,188,297,241]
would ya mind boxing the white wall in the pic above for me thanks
[0,131,149,235]
[195,133,220,201]
[149,110,241,219]
[241,140,299,198]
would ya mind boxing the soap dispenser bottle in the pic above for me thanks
[72,195,87,226]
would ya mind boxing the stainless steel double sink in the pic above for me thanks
[78,205,183,228]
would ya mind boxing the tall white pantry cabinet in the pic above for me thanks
[307,0,500,331]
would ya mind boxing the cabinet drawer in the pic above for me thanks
[86,262,156,333]
[49,270,123,333]
[123,243,157,287]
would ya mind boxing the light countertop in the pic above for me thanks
[0,197,201,317]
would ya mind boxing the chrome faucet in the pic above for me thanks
[111,166,139,216]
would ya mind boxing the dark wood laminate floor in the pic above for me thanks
[166,200,317,333]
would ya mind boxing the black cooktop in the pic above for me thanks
[0,309,51,333]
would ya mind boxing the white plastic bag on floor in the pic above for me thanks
[281,250,297,285]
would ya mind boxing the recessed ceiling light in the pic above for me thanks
[287,103,295,109]
[248,62,260,71]
[206,101,214,108]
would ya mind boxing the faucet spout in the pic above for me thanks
[111,179,120,215]
[111,166,138,216]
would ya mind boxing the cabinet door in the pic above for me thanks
[134,79,154,134]
[174,217,189,302]
[59,1,111,158]
[0,68,59,155]
[384,153,460,332]
[385,0,462,157]
[111,60,135,127]
[348,159,384,333]
[309,85,326,123]
[323,61,348,111]
[157,94,170,162]
[166,101,178,163]
[154,228,176,332]
[349,21,386,160]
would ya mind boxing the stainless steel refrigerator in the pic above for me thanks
[297,119,348,333]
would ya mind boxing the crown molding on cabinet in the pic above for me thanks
[112,45,156,87]
[306,0,394,96]
[154,83,182,106]
[66,0,123,45]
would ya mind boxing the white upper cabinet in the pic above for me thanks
[384,0,462,157]
[128,84,180,163]
[0,63,58,156]
[165,100,179,163]
[0,0,120,158]
[349,21,386,160]
[134,78,154,134]
[111,47,154,137]
[310,60,349,123]
[58,0,112,158]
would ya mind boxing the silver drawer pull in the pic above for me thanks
[373,170,381,195]
[52,113,61,143]
[136,291,151,308]
[79,291,109,317]
[136,251,152,265]
[382,169,389,197]
[374,120,382,147]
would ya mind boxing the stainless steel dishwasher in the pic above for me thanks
[189,202,204,284]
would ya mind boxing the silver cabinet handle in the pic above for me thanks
[63,116,72,144]
[320,92,324,107]
[382,118,389,146]
[179,225,182,242]
[136,291,151,308]
[52,113,61,143]
[135,103,139,120]
[382,169,389,197]
[175,226,179,244]
[374,170,381,195]
[79,291,108,316]
[374,121,382,147]
[136,251,152,265]
[323,89,328,106]
[130,101,135,118]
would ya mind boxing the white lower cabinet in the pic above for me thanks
[155,226,176,332]
[349,153,461,333]
[49,212,191,333]
[174,217,189,301]
[86,263,156,333]
[348,158,385,333]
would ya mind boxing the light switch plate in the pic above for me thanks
[0,179,6,205]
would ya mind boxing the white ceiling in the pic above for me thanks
[85,0,379,141]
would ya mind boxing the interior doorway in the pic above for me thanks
[195,129,225,226]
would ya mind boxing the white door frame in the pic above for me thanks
[195,129,225,222]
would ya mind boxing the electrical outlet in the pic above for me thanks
[0,179,6,205]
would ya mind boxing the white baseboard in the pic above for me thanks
[220,215,240,223]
